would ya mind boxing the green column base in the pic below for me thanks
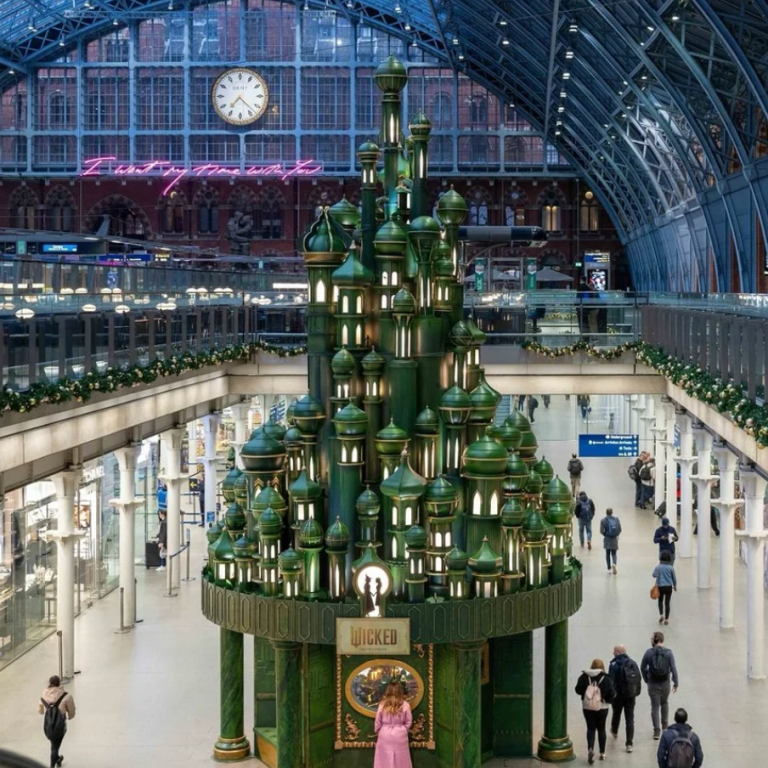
[213,735,251,762]
[537,735,574,763]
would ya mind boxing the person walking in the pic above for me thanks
[654,517,679,565]
[653,551,677,625]
[609,644,642,753]
[567,453,584,498]
[575,659,616,764]
[641,631,679,740]
[600,508,622,574]
[657,708,704,768]
[157,480,168,513]
[640,457,656,509]
[574,491,595,550]
[38,675,76,768]
[577,394,591,420]
[374,681,413,768]
[517,394,525,412]
[156,509,168,571]
[526,395,539,423]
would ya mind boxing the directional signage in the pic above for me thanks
[578,433,639,458]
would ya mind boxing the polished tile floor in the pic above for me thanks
[0,395,765,767]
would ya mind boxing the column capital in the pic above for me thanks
[161,426,186,448]
[230,402,251,419]
[46,530,86,544]
[109,498,142,513]
[52,467,82,499]
[113,443,140,474]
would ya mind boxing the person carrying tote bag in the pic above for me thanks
[652,551,677,625]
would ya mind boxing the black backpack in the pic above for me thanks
[618,659,642,698]
[640,464,652,481]
[648,647,671,682]
[42,692,68,741]
[628,465,639,481]
[667,730,696,768]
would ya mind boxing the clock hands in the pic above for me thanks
[229,94,259,113]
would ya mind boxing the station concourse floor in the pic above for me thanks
[1,395,767,767]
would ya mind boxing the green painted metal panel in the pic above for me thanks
[305,644,335,768]
[492,633,533,756]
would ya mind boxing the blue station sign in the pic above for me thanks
[578,433,639,458]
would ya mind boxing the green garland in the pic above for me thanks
[1,339,307,417]
[523,339,768,450]
[522,339,639,360]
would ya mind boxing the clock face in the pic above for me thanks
[212,68,269,126]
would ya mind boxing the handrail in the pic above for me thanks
[164,529,192,598]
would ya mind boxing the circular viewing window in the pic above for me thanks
[345,659,424,718]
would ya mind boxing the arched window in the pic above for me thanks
[315,278,326,303]
[254,188,284,240]
[194,188,219,235]
[161,190,185,234]
[538,186,566,232]
[467,187,492,226]
[580,191,599,232]
[10,187,38,230]
[429,90,452,128]
[469,96,488,125]
[45,186,76,232]
[12,93,26,129]
[48,91,69,129]
[472,490,482,516]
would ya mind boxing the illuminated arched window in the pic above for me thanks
[539,186,566,232]
[580,191,599,232]
[467,186,492,226]
[315,279,326,303]
[162,190,185,234]
[472,490,482,516]
[490,492,499,516]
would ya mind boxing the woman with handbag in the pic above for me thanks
[652,551,677,624]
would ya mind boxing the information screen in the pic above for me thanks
[578,434,639,458]
[42,243,78,253]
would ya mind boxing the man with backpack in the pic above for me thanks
[567,453,584,498]
[641,631,679,740]
[629,451,648,507]
[609,644,642,753]
[38,674,76,768]
[657,708,703,767]
[599,508,622,574]
[640,457,656,509]
[574,491,595,550]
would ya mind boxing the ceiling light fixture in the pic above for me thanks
[562,72,570,79]
[458,53,465,60]
[555,130,561,135]
[671,15,680,21]
[557,105,565,112]
[452,37,459,45]
[565,50,574,59]
[502,38,510,46]
[569,22,578,33]
[647,25,654,32]
[404,22,411,31]
[499,20,508,27]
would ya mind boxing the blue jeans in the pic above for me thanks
[641,484,654,507]
[605,550,617,569]
[578,517,592,546]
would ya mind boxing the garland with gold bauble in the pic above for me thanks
[0,340,307,417]
[523,339,768,450]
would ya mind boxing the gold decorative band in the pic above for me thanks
[537,743,575,762]
[213,744,251,762]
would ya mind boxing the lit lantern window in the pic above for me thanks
[342,295,349,313]
[381,295,388,309]
[392,270,399,285]
[490,492,499,516]
[473,490,482,516]
[316,279,326,303]
[382,272,389,286]
[356,296,363,313]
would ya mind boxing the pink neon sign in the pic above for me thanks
[80,156,324,195]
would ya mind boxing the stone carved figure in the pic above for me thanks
[226,210,254,255]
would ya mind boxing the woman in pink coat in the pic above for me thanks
[373,681,413,768]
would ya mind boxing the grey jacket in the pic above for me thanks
[600,516,622,550]
[641,645,679,687]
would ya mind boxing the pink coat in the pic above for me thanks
[373,701,412,768]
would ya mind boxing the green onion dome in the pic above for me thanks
[292,392,326,435]
[434,237,453,263]
[517,429,539,461]
[233,473,248,507]
[409,112,432,136]
[301,209,348,264]
[505,451,530,492]
[408,214,442,238]
[232,533,253,559]
[505,410,532,436]
[325,516,351,552]
[374,55,408,93]
[544,501,572,526]
[333,399,368,436]
[490,420,522,452]
[522,505,549,542]
[468,537,502,574]
[392,287,417,316]
[361,346,386,375]
[380,451,426,499]
[469,379,499,423]
[449,320,474,348]
[206,519,224,544]
[501,496,526,527]
[526,469,543,496]
[436,186,469,227]
[533,456,555,485]
[439,385,471,425]
[463,429,509,475]
[434,253,455,279]
[254,484,287,519]
[284,426,303,448]
[331,244,374,286]
[279,547,303,572]
[286,398,297,425]
[221,466,242,503]
[224,501,247,532]
[466,319,487,347]
[331,346,356,376]
[415,406,440,435]
[405,525,428,549]
[240,428,286,472]
[329,195,360,231]
[299,517,324,549]
[446,545,469,572]
[258,507,282,537]
[357,139,380,158]
[424,475,459,515]
[542,475,572,509]
[356,486,381,517]
[263,417,286,443]
[375,418,409,455]
[374,215,408,258]
[288,469,321,501]
[211,529,235,562]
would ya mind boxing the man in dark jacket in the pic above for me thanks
[641,631,679,740]
[609,644,642,753]
[157,509,168,572]
[567,453,584,498]
[657,708,703,768]
[574,491,595,550]
[630,451,648,507]
[654,518,679,565]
